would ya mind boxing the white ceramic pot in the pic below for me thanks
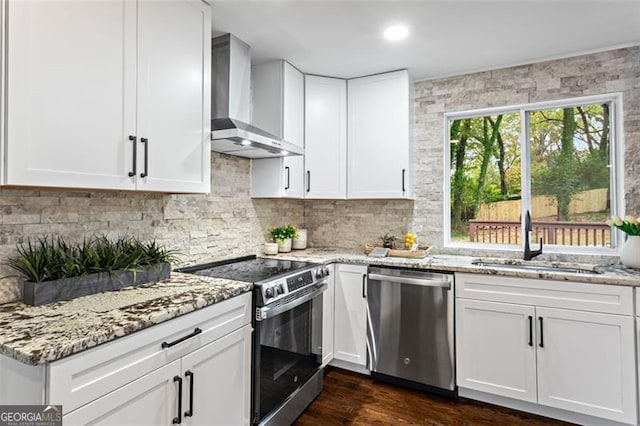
[292,229,307,250]
[264,242,278,255]
[277,238,292,253]
[620,235,640,269]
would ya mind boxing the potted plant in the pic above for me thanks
[380,233,397,249]
[270,225,298,253]
[606,215,640,269]
[6,235,177,306]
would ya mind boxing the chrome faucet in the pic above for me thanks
[524,210,543,260]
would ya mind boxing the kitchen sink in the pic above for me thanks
[471,259,602,275]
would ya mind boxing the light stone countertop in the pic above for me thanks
[2,249,639,366]
[268,248,640,287]
[0,272,252,365]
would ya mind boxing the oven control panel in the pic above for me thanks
[287,271,314,292]
[259,266,330,305]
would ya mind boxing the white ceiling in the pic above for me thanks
[210,0,640,81]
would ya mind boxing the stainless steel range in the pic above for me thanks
[178,255,329,425]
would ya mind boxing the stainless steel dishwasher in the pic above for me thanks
[366,266,456,396]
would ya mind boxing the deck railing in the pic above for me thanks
[468,219,611,247]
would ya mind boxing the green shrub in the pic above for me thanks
[6,235,178,283]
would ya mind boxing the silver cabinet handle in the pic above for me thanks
[367,273,451,289]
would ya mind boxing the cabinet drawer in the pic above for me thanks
[456,273,633,315]
[48,293,251,413]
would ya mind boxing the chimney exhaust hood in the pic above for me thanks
[210,34,303,158]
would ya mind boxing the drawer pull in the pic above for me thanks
[172,375,183,424]
[402,168,406,192]
[162,328,202,349]
[128,135,137,177]
[140,137,149,178]
[185,370,194,417]
[285,166,290,190]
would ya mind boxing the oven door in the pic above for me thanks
[253,282,326,424]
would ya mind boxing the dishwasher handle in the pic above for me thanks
[368,273,451,289]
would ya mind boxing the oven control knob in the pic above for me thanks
[276,284,285,295]
[314,269,323,279]
[315,267,329,279]
[265,287,274,299]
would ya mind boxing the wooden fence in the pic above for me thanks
[469,219,611,247]
[477,188,609,221]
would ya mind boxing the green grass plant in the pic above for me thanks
[6,235,178,283]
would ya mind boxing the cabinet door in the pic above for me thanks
[63,360,181,426]
[136,0,211,193]
[250,157,303,198]
[334,264,368,366]
[250,61,304,198]
[283,62,304,148]
[347,70,410,199]
[181,324,252,426]
[456,299,537,403]
[6,0,137,190]
[322,264,336,367]
[536,307,636,424]
[304,76,347,199]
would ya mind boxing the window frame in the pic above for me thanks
[443,93,625,255]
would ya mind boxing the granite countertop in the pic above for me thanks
[0,272,252,365]
[269,248,640,286]
[2,249,638,366]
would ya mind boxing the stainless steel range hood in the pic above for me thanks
[211,34,303,158]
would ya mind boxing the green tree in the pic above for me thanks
[533,108,581,220]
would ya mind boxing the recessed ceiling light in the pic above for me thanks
[240,139,251,146]
[281,150,289,155]
[384,25,409,41]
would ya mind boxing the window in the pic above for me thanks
[445,94,622,252]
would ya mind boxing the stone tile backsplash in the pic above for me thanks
[0,153,304,304]
[1,47,638,303]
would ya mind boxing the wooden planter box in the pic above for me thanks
[22,263,171,306]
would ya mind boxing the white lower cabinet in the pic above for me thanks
[456,299,537,403]
[180,324,252,426]
[64,325,252,426]
[456,273,637,425]
[63,360,182,425]
[535,307,635,423]
[0,294,253,425]
[333,264,368,366]
[321,264,335,366]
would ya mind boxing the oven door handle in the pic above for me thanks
[256,282,327,322]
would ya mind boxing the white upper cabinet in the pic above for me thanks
[251,60,304,198]
[5,0,210,193]
[347,70,411,199]
[6,0,137,190]
[135,0,211,193]
[252,61,304,146]
[304,76,347,199]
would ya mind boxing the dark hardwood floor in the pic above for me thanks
[295,368,571,425]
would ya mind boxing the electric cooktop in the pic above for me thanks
[177,255,318,284]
